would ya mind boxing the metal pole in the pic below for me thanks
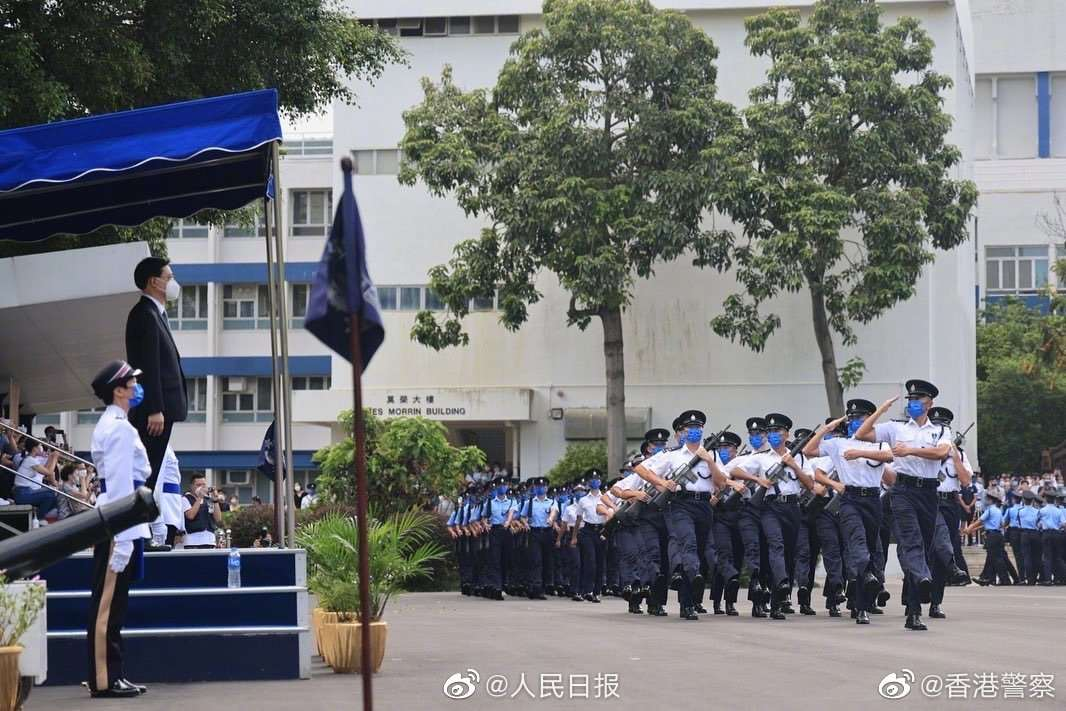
[349,314,373,707]
[0,421,94,470]
[271,144,297,548]
[263,193,285,547]
[1,463,96,508]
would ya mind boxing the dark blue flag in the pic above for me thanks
[305,159,385,368]
[257,420,281,481]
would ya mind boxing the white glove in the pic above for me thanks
[109,540,133,573]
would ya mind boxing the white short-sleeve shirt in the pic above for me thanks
[641,445,714,493]
[873,419,952,479]
[576,492,607,524]
[819,437,886,488]
[732,449,811,496]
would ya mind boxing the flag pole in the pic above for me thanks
[342,156,374,708]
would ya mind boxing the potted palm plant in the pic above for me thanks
[298,510,445,674]
[0,576,45,711]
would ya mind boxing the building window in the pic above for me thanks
[371,15,518,37]
[186,377,208,423]
[223,207,267,238]
[165,284,209,330]
[293,376,331,391]
[291,189,333,236]
[986,246,1050,294]
[35,413,61,425]
[282,135,333,157]
[168,217,210,239]
[470,293,495,311]
[352,149,401,175]
[221,376,274,423]
[374,285,496,311]
[77,407,104,425]
[222,284,258,329]
[221,469,258,505]
[399,286,422,310]
[291,283,309,327]
[425,288,445,311]
[378,286,397,310]
[976,75,1039,160]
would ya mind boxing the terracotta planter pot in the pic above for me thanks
[0,646,22,711]
[313,610,342,664]
[320,621,387,674]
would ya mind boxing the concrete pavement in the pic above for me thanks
[28,577,1065,710]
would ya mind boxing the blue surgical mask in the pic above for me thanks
[588,479,601,491]
[533,486,546,497]
[847,419,863,437]
[749,433,765,449]
[906,399,925,419]
[129,383,145,409]
[497,485,509,496]
[651,445,664,455]
[767,431,785,448]
[824,433,834,441]
[558,494,569,505]
[717,448,732,465]
[684,428,703,444]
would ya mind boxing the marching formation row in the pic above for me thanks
[447,379,1066,630]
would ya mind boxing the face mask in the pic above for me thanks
[128,383,145,409]
[651,445,664,455]
[847,419,863,437]
[558,494,569,505]
[717,448,732,465]
[533,486,546,497]
[588,479,601,491]
[906,399,925,419]
[823,433,834,441]
[684,428,703,444]
[749,433,765,450]
[767,431,785,448]
[164,277,182,302]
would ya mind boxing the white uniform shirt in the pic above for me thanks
[155,446,185,528]
[562,501,581,528]
[180,496,217,546]
[873,419,952,479]
[15,454,49,490]
[733,449,812,496]
[575,491,607,524]
[937,449,974,493]
[641,444,715,493]
[808,455,835,479]
[614,472,645,493]
[819,437,886,488]
[91,404,151,542]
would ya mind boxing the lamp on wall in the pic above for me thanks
[549,408,564,420]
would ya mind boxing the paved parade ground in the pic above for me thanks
[29,575,1066,711]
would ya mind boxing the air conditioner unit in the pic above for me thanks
[226,377,248,393]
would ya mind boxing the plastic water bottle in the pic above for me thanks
[227,547,242,588]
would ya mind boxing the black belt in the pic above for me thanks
[937,491,959,503]
[845,486,880,498]
[491,524,506,529]
[896,473,938,490]
[583,523,604,530]
[677,491,712,501]
[767,494,799,503]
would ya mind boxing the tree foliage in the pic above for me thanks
[312,409,486,517]
[546,441,608,486]
[399,0,742,474]
[977,297,1066,475]
[712,0,978,414]
[0,0,402,257]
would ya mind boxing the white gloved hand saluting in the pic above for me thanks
[109,540,134,573]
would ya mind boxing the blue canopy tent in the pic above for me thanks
[0,89,298,543]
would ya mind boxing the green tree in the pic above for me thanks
[976,295,1066,475]
[0,0,402,257]
[546,441,608,486]
[399,0,741,474]
[312,409,486,517]
[712,0,977,415]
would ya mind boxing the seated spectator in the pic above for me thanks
[252,495,263,506]
[12,440,60,522]
[228,495,240,512]
[182,474,223,549]
[56,463,92,519]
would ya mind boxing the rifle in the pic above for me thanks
[713,445,752,509]
[749,429,817,508]
[801,470,840,521]
[645,425,732,510]
[953,422,975,449]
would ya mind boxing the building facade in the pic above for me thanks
[972,0,1066,312]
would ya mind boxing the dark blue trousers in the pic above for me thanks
[840,494,883,612]
[664,498,716,582]
[613,525,640,588]
[527,527,555,593]
[814,510,844,593]
[1022,529,1042,583]
[760,499,800,590]
[638,510,670,605]
[930,501,963,605]
[578,526,605,595]
[890,484,938,612]
[1042,530,1066,583]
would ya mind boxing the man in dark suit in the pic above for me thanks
[126,257,188,494]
